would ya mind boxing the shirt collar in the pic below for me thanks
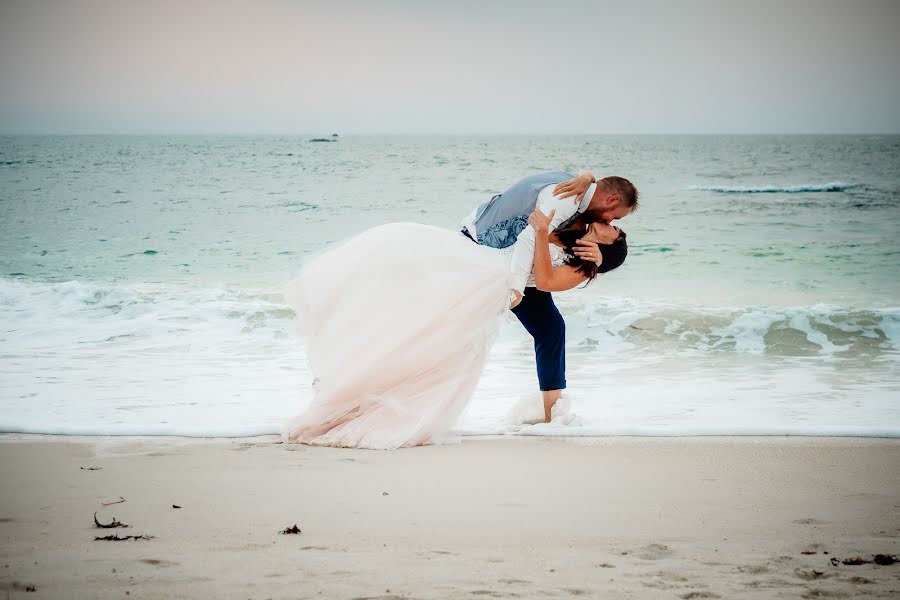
[578,182,596,213]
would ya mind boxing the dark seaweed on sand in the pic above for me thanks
[94,534,155,541]
[94,512,128,528]
[830,554,898,566]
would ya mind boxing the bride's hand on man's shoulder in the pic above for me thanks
[528,208,556,233]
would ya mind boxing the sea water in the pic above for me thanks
[1,135,898,437]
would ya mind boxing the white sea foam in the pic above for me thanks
[512,424,900,437]
[1,278,898,439]
[688,181,859,193]
[0,422,280,438]
[561,296,900,357]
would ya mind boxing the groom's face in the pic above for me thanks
[596,194,633,224]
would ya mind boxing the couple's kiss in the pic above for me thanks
[282,170,638,449]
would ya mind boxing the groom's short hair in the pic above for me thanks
[599,176,639,211]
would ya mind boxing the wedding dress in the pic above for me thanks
[281,222,572,449]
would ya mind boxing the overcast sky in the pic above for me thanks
[1,0,898,134]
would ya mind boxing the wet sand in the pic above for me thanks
[1,435,899,598]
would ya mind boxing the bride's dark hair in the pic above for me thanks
[552,212,628,283]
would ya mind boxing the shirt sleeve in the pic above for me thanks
[507,186,582,294]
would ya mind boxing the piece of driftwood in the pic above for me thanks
[279,524,301,534]
[94,534,154,541]
[101,496,126,506]
[94,512,129,529]
[831,553,897,566]
[80,466,102,470]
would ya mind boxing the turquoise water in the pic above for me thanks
[1,135,899,436]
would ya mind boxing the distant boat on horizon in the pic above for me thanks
[309,133,340,142]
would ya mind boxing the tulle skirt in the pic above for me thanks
[282,223,511,449]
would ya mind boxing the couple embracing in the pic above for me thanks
[282,170,638,449]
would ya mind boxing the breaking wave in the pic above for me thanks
[688,181,860,194]
[2,278,898,359]
[1,278,898,438]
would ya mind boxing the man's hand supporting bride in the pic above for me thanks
[552,170,595,201]
[530,208,563,290]
[527,207,605,294]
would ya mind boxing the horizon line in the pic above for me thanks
[2,131,899,137]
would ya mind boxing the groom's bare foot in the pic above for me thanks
[543,390,562,422]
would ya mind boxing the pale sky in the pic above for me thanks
[1,0,898,134]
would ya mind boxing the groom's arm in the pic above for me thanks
[553,170,595,200]
[507,189,585,295]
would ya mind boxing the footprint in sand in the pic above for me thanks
[640,571,700,593]
[139,559,178,567]
[636,543,674,560]
[415,549,457,558]
[742,578,798,590]
[801,589,850,599]
[793,568,831,581]
[737,565,770,574]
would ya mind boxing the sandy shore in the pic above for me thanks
[1,435,898,599]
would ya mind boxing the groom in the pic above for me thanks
[460,170,638,422]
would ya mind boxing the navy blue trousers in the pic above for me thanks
[461,229,566,391]
[510,287,567,391]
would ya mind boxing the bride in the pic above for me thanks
[281,207,626,449]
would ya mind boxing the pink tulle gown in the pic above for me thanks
[282,223,511,449]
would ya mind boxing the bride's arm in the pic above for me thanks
[533,241,589,292]
[530,210,589,293]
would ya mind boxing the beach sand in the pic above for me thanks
[1,435,898,599]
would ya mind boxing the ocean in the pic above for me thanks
[1,134,898,438]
